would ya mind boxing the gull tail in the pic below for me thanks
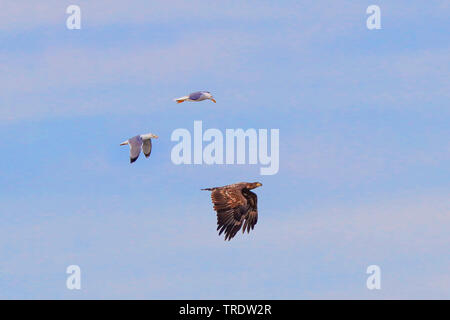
[174,96,189,103]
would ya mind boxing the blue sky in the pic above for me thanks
[0,1,449,299]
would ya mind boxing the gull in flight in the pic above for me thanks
[120,133,158,163]
[174,91,216,104]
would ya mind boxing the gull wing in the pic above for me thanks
[128,136,143,163]
[189,91,203,100]
[142,139,152,158]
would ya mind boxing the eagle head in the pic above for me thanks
[249,182,263,189]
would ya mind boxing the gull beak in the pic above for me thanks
[211,98,216,103]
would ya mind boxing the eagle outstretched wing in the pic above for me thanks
[242,191,258,234]
[207,184,258,241]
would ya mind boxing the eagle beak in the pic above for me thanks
[120,141,128,146]
[256,182,262,187]
[211,98,216,103]
[153,135,159,139]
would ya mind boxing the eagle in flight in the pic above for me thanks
[202,182,262,241]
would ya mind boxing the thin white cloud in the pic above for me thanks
[260,191,450,250]
[2,1,448,31]
[0,0,302,31]
[0,190,448,298]
[0,30,259,121]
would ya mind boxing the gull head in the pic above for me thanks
[141,133,159,140]
[204,91,216,103]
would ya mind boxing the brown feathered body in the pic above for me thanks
[202,182,262,241]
